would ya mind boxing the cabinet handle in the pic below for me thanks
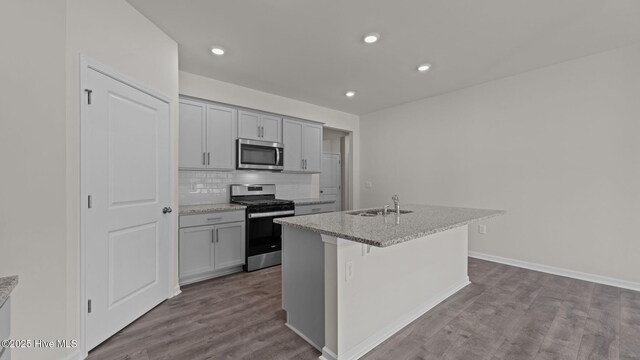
[207,217,223,221]
[260,126,264,138]
[215,229,219,243]
[211,229,215,243]
[207,152,211,165]
[301,159,304,170]
[312,208,321,212]
[257,125,260,138]
[202,152,206,165]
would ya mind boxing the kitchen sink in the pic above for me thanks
[347,209,414,216]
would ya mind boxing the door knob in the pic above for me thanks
[162,207,173,214]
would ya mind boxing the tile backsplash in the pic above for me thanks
[179,170,317,205]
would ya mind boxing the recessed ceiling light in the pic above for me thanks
[417,63,432,72]
[363,33,380,44]
[210,47,225,56]
[345,91,356,97]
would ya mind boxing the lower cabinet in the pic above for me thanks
[179,213,245,285]
[213,222,245,270]
[295,202,335,216]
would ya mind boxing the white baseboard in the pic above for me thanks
[178,266,243,286]
[320,347,338,360]
[171,285,181,298]
[285,322,322,351]
[469,251,640,292]
[334,277,470,360]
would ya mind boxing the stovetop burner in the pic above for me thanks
[230,184,294,208]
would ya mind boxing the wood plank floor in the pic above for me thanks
[88,258,640,360]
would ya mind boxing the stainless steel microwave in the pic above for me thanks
[237,138,284,171]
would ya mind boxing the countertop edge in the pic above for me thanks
[0,275,19,306]
[178,204,247,215]
[276,210,505,247]
[291,199,336,206]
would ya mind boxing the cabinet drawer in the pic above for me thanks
[180,211,245,228]
[295,203,335,216]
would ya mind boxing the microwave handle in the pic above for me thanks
[276,147,280,166]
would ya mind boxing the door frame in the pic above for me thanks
[322,126,352,210]
[79,54,177,358]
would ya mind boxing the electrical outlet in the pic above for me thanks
[346,261,354,281]
[478,225,487,234]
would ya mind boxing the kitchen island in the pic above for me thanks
[275,204,504,360]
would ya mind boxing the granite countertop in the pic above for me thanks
[0,275,18,306]
[291,198,336,206]
[179,203,246,215]
[275,204,505,247]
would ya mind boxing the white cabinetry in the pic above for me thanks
[214,222,245,270]
[238,110,282,143]
[295,202,335,215]
[283,118,322,173]
[179,211,245,285]
[179,98,236,170]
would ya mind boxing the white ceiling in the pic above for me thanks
[127,0,640,115]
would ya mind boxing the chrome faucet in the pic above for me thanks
[392,194,400,213]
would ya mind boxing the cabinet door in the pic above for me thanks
[260,114,282,143]
[206,104,237,170]
[179,227,215,279]
[283,119,303,172]
[214,222,245,270]
[238,110,260,140]
[179,100,206,169]
[303,123,323,173]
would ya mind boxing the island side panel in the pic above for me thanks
[281,226,325,350]
[336,225,470,358]
[323,235,339,360]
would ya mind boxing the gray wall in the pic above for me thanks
[360,43,640,284]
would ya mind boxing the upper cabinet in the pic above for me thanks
[238,110,282,143]
[283,118,322,173]
[180,97,322,172]
[179,99,237,171]
[179,100,206,169]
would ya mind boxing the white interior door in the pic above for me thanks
[84,67,171,350]
[320,153,342,211]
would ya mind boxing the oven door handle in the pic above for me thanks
[248,210,295,219]
[276,147,280,166]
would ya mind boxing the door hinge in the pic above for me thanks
[85,89,93,104]
[88,299,92,313]
[88,195,92,209]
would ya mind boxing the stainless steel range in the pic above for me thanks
[231,184,295,271]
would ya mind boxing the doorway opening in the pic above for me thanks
[321,128,350,211]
